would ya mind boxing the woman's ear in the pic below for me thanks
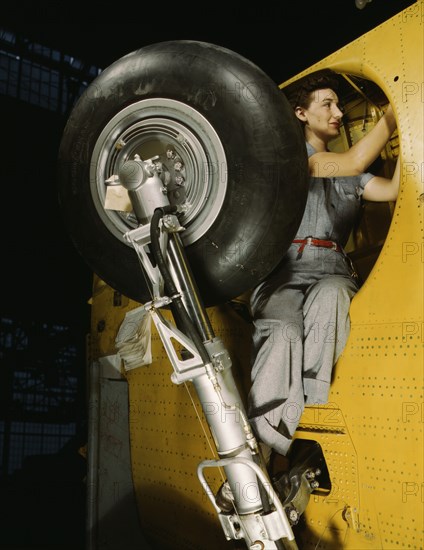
[294,106,307,122]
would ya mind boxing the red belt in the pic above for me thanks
[292,237,358,279]
[293,237,342,256]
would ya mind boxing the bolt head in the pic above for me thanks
[289,509,298,522]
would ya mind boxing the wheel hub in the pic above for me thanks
[90,98,228,246]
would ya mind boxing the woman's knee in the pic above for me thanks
[303,276,357,323]
[306,276,357,303]
[252,318,303,346]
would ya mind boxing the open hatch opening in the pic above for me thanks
[331,73,399,285]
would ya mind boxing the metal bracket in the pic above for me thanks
[145,303,209,384]
[124,223,167,297]
[198,456,296,545]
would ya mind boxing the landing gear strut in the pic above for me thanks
[118,154,301,549]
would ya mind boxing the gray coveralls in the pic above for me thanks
[247,142,374,455]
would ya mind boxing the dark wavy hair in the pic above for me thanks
[283,69,341,110]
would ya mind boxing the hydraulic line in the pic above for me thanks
[167,233,215,342]
[250,451,290,549]
[149,206,211,366]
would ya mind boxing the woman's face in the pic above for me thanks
[295,88,343,141]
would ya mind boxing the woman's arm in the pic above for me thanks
[362,156,400,202]
[309,104,397,178]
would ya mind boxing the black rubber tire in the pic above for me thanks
[58,40,308,306]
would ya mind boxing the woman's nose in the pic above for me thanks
[332,105,343,119]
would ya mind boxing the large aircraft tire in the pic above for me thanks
[58,40,308,305]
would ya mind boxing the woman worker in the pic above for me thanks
[247,69,400,462]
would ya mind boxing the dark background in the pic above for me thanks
[0,2,416,548]
[2,1,417,87]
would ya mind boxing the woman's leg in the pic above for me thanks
[248,285,305,456]
[302,275,358,405]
